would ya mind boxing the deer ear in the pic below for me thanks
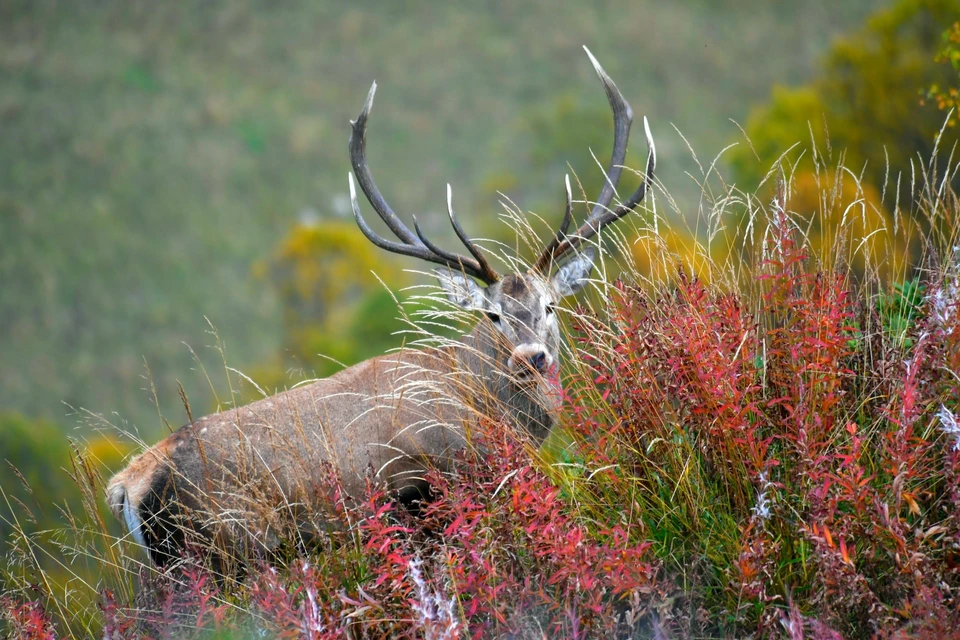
[551,251,594,297]
[436,269,487,309]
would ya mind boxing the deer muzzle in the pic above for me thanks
[508,343,554,382]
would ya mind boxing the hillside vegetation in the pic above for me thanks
[9,0,960,637]
[0,0,883,433]
[4,126,960,638]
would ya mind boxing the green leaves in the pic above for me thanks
[878,277,926,348]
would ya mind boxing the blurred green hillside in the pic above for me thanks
[0,0,886,437]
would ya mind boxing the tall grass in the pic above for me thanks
[3,134,960,638]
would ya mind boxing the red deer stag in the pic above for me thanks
[106,47,656,565]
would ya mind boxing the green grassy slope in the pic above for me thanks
[0,0,884,436]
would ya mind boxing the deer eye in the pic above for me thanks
[486,311,501,324]
[546,303,556,315]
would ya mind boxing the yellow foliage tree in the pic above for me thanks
[251,221,410,391]
[923,21,960,126]
[731,0,960,210]
[629,227,721,285]
[788,169,909,280]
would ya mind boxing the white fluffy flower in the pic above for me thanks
[928,246,960,333]
[937,405,960,452]
[752,471,774,521]
[409,556,461,640]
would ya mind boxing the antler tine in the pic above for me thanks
[533,175,574,272]
[349,82,421,247]
[583,46,633,220]
[349,174,492,281]
[412,214,472,268]
[610,116,656,219]
[446,184,500,284]
[551,116,656,261]
[534,50,656,271]
[347,83,500,285]
[349,173,422,256]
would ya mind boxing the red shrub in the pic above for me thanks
[0,598,55,640]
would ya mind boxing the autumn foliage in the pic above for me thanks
[4,167,960,638]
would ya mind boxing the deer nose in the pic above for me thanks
[529,352,547,372]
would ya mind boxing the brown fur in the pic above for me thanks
[107,274,563,559]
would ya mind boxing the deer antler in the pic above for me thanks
[533,46,656,273]
[348,82,500,285]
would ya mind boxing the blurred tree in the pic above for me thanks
[263,222,402,333]
[250,222,412,391]
[0,413,132,546]
[731,0,960,199]
[0,413,75,543]
[923,20,960,127]
[629,228,705,282]
[790,168,909,278]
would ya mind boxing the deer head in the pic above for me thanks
[347,45,656,391]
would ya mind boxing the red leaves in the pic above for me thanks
[417,430,657,638]
[32,224,957,637]
[0,598,56,640]
[568,227,960,635]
